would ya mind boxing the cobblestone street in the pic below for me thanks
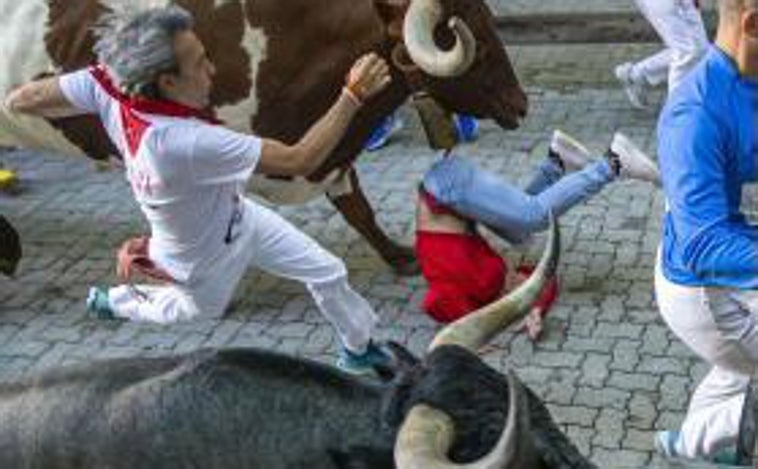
[0,2,738,468]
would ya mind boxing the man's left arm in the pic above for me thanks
[4,75,91,118]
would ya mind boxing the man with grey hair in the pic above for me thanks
[654,0,758,463]
[4,5,394,375]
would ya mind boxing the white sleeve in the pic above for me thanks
[187,124,262,185]
[58,69,104,114]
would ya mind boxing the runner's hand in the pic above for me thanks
[345,53,391,103]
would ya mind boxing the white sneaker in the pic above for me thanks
[614,62,650,110]
[550,130,593,172]
[610,132,661,186]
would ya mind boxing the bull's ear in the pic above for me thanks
[372,0,408,39]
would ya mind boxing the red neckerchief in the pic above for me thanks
[89,65,222,156]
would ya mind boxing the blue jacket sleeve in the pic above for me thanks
[659,105,758,288]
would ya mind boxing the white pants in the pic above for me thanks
[108,199,377,353]
[655,255,756,458]
[632,0,708,91]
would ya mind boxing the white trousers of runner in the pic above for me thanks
[108,199,377,354]
[632,0,708,91]
[655,253,756,458]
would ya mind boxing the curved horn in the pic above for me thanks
[402,0,477,77]
[394,370,539,468]
[429,212,560,352]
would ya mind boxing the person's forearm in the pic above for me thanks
[4,78,83,118]
[290,90,360,175]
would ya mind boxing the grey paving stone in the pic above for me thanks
[611,339,641,372]
[3,340,51,358]
[205,320,245,348]
[547,404,598,427]
[580,353,611,388]
[593,408,627,448]
[574,386,631,411]
[659,375,691,412]
[565,425,595,457]
[532,350,584,369]
[637,356,689,376]
[608,371,660,392]
[595,322,644,340]
[590,447,649,469]
[627,392,659,430]
[640,325,670,356]
[624,428,657,452]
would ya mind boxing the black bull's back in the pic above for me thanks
[0,349,394,469]
[0,346,595,469]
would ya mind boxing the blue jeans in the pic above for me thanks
[422,154,614,244]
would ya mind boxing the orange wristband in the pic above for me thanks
[342,86,362,107]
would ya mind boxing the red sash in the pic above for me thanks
[89,64,221,156]
[89,64,221,284]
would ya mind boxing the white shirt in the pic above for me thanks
[59,69,262,282]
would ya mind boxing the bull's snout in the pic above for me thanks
[494,86,528,130]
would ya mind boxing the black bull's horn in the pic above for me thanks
[394,213,560,468]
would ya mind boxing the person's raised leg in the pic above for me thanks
[524,130,594,196]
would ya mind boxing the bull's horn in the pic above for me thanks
[394,369,539,468]
[402,0,476,77]
[429,212,560,352]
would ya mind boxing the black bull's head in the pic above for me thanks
[0,217,599,468]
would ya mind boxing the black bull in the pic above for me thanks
[0,347,593,469]
[0,218,599,468]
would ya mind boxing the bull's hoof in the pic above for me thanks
[385,246,419,276]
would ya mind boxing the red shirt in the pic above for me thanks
[415,189,559,323]
[416,230,559,323]
[416,230,507,323]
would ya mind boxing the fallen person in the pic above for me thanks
[416,129,660,339]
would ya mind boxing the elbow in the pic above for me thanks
[3,93,21,114]
[4,87,33,115]
[288,148,318,177]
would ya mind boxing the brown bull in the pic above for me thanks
[0,0,526,274]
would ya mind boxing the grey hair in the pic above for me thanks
[93,5,194,98]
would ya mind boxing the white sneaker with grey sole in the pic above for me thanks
[615,62,650,110]
[550,129,593,172]
[610,132,661,186]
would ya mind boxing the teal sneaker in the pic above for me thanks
[86,286,116,320]
[337,341,393,375]
[655,430,740,465]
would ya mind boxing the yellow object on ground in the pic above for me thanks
[0,169,18,191]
